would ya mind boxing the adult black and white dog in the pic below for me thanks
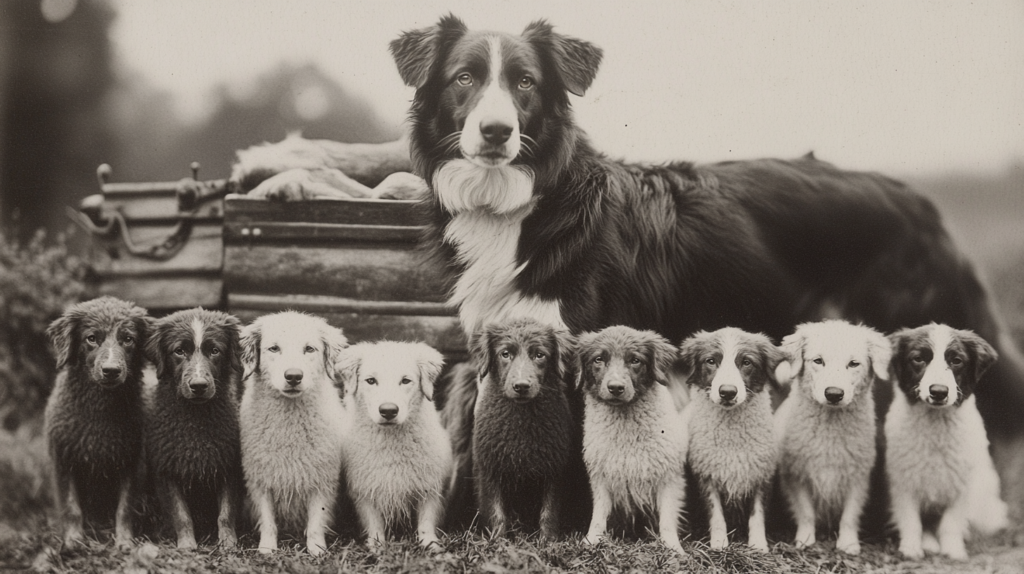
[232,15,1024,496]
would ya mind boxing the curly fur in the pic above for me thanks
[143,308,243,548]
[577,326,687,554]
[238,311,349,556]
[43,296,149,547]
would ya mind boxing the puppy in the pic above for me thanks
[886,323,1008,560]
[335,341,449,549]
[143,308,243,549]
[774,320,890,555]
[44,297,148,547]
[471,318,576,539]
[239,311,349,556]
[679,327,785,552]
[578,326,688,555]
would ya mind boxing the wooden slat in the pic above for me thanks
[229,293,454,316]
[224,195,422,227]
[223,221,422,243]
[87,223,223,274]
[95,275,222,310]
[223,243,450,302]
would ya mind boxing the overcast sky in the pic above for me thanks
[110,0,1024,177]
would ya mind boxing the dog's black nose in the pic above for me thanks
[102,366,122,379]
[824,387,845,404]
[189,382,209,394]
[718,385,738,401]
[284,368,303,387]
[513,382,530,395]
[607,382,625,396]
[379,403,399,420]
[480,120,513,145]
[929,385,949,401]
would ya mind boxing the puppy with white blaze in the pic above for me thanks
[334,341,450,550]
[679,328,785,552]
[577,326,688,555]
[885,324,1008,560]
[773,320,891,555]
[239,311,349,556]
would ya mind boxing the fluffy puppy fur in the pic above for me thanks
[239,311,349,556]
[143,308,243,549]
[44,297,149,547]
[335,341,449,549]
[679,328,785,552]
[577,326,687,555]
[471,318,576,539]
[774,320,891,555]
[885,324,1008,560]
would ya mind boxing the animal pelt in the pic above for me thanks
[44,296,149,547]
[143,308,244,547]
[470,319,578,538]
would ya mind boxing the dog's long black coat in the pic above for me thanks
[399,15,1024,440]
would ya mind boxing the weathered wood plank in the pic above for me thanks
[224,243,450,302]
[225,195,422,227]
[229,293,454,316]
[94,275,222,310]
[87,223,223,274]
[223,221,422,243]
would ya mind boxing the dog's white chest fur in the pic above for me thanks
[436,160,564,335]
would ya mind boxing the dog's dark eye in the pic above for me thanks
[741,358,752,367]
[267,345,280,353]
[518,76,534,90]
[123,335,134,345]
[365,377,377,386]
[593,356,604,365]
[629,357,641,365]
[209,347,220,356]
[400,377,412,385]
[848,360,860,368]
[456,72,473,86]
[534,352,546,361]
[86,335,97,344]
[812,357,824,365]
[304,345,316,354]
[174,348,186,357]
[500,350,512,360]
[705,357,716,366]
[949,357,963,366]
[911,356,925,365]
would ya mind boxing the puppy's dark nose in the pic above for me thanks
[607,382,625,397]
[718,385,738,401]
[189,382,209,394]
[379,403,399,421]
[284,368,303,387]
[480,120,513,145]
[929,385,949,401]
[824,387,845,404]
[102,366,122,380]
[513,382,530,395]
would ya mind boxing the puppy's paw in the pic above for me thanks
[941,539,968,561]
[709,533,728,550]
[793,528,815,549]
[835,535,860,556]
[176,536,197,550]
[374,172,428,200]
[307,536,328,557]
[921,532,940,554]
[749,538,769,553]
[419,536,443,553]
[247,169,314,201]
[62,529,84,549]
[114,535,133,550]
[898,541,924,560]
[257,546,274,555]
[219,532,238,549]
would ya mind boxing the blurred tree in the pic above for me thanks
[0,0,116,239]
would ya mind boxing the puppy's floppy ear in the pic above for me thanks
[956,329,999,383]
[574,331,600,391]
[865,328,892,381]
[553,329,576,388]
[143,316,166,379]
[470,324,497,379]
[239,320,262,379]
[319,323,349,384]
[390,14,467,89]
[753,335,788,391]
[676,332,709,387]
[333,345,363,397]
[776,330,805,384]
[644,332,677,386]
[522,19,603,97]
[211,312,243,378]
[415,344,446,401]
[46,307,82,369]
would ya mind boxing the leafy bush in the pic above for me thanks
[0,228,86,431]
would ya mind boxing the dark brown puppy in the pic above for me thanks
[471,318,575,539]
[144,308,243,549]
[44,296,149,548]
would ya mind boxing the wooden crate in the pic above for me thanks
[222,196,466,360]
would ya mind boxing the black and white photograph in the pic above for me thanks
[1,0,1022,572]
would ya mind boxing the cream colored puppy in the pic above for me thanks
[336,341,451,550]
[774,320,890,555]
[239,311,348,556]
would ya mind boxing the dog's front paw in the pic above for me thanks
[62,528,84,549]
[748,538,769,553]
[709,532,728,550]
[584,532,604,546]
[176,536,197,550]
[247,169,314,201]
[419,535,443,553]
[114,534,133,550]
[898,541,924,560]
[219,531,238,549]
[374,172,428,200]
[835,534,860,556]
[307,536,328,557]
[941,538,968,561]
[921,532,940,554]
[794,528,815,549]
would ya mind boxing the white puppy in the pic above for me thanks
[774,320,890,555]
[335,341,451,550]
[886,323,1008,560]
[238,311,348,556]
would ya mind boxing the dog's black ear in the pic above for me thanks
[552,329,576,389]
[753,335,788,391]
[676,335,704,387]
[415,343,446,401]
[46,307,82,369]
[213,312,244,379]
[239,320,262,380]
[957,329,999,384]
[390,14,467,89]
[887,328,919,387]
[523,19,603,97]
[334,345,362,398]
[574,331,600,391]
[643,332,677,386]
[319,323,349,385]
[143,316,166,379]
[776,330,805,385]
[470,324,497,380]
[865,327,892,382]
